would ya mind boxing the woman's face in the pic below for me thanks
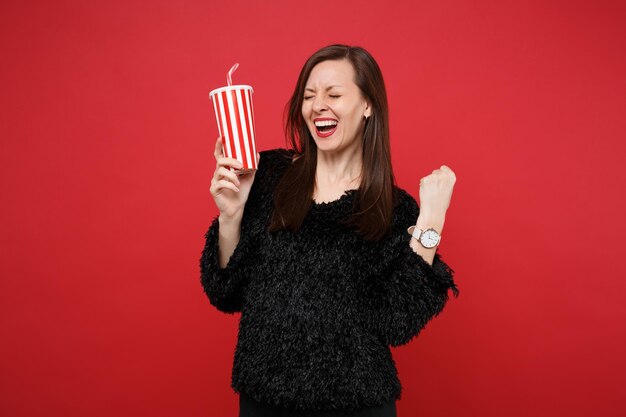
[302,59,371,154]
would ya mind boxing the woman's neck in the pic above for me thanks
[315,146,363,190]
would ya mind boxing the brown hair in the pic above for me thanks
[268,44,399,241]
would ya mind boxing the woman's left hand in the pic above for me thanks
[418,165,457,218]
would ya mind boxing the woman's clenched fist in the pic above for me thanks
[418,165,456,218]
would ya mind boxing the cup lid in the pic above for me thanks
[209,85,254,97]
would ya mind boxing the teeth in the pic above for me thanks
[314,120,338,127]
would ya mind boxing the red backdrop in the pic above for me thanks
[1,0,625,416]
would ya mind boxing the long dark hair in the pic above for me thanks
[268,44,398,241]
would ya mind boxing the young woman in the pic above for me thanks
[201,44,459,417]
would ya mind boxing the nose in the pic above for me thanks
[312,95,328,113]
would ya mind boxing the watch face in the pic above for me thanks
[420,229,440,248]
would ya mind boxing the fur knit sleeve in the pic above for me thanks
[199,149,288,314]
[199,213,257,314]
[367,189,460,347]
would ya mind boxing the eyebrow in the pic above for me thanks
[304,85,342,92]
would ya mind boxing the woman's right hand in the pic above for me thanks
[209,137,260,220]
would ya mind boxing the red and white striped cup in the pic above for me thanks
[209,85,258,174]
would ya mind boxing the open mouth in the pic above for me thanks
[314,119,338,137]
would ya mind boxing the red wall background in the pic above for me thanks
[1,0,625,416]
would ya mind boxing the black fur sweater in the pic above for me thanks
[200,148,459,412]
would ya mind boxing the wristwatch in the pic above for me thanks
[407,225,441,249]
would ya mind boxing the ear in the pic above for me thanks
[364,101,372,118]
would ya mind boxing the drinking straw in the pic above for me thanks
[227,63,239,86]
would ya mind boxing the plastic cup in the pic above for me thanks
[209,85,258,174]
